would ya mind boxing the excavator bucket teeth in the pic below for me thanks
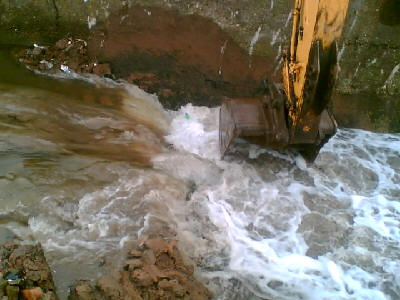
[219,100,236,158]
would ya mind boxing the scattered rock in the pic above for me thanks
[55,38,70,50]
[0,242,58,300]
[69,238,210,300]
[92,64,111,77]
[95,271,123,299]
[68,281,99,300]
[124,259,142,271]
[128,250,142,258]
[20,38,95,75]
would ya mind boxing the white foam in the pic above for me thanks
[161,104,400,299]
[249,26,262,56]
[165,104,219,160]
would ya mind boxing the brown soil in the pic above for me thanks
[21,5,275,110]
[88,6,274,109]
[69,238,211,300]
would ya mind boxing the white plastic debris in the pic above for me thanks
[60,65,71,73]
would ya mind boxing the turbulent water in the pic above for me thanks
[0,68,399,299]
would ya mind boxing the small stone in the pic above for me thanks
[173,284,186,297]
[141,250,156,265]
[96,274,122,299]
[69,280,97,300]
[158,279,185,296]
[124,259,142,271]
[128,250,142,258]
[132,270,153,287]
[25,270,41,282]
[5,285,19,300]
[158,279,172,290]
[22,287,43,300]
[55,38,69,50]
[32,47,44,56]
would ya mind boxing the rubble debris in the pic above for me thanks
[0,242,58,300]
[20,38,110,77]
[69,238,211,300]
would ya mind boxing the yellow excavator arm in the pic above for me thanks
[219,0,350,161]
[283,0,349,141]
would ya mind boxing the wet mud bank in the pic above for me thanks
[69,238,211,300]
[20,6,274,110]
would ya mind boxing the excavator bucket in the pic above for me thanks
[219,98,266,158]
[219,97,290,158]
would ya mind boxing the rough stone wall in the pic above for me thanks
[338,0,400,97]
[1,0,399,96]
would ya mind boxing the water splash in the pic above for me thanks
[249,26,262,68]
[381,63,400,94]
[87,16,96,29]
[270,29,281,46]
[219,40,228,76]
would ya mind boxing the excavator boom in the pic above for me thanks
[219,0,349,161]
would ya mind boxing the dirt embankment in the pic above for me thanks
[0,238,210,300]
[69,238,211,300]
[20,5,274,110]
[0,242,58,300]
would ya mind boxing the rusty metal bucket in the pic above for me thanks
[219,98,266,157]
[218,95,335,160]
[219,97,290,158]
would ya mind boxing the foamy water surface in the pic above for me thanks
[0,74,399,299]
